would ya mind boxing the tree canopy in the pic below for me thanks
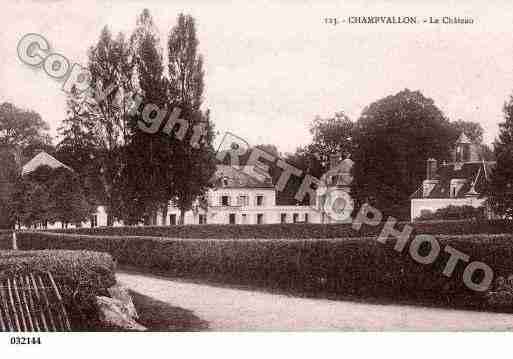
[351,89,455,219]
[484,95,513,217]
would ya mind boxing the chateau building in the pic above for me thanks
[20,151,355,228]
[410,133,496,220]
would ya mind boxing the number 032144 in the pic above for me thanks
[10,337,42,345]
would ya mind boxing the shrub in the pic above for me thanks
[42,219,513,239]
[0,249,116,330]
[16,231,513,310]
[417,205,486,221]
[0,230,12,249]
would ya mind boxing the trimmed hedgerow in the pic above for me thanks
[16,231,513,309]
[0,230,12,249]
[0,249,116,330]
[41,219,513,239]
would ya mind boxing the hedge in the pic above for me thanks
[41,219,513,239]
[16,231,513,310]
[0,230,12,249]
[0,249,116,330]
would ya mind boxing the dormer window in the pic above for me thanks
[450,179,466,198]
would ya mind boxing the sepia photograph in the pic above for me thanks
[2,0,513,356]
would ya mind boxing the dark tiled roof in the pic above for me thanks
[212,165,274,189]
[411,161,496,199]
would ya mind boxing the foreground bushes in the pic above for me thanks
[0,230,12,249]
[417,205,486,221]
[0,249,116,330]
[44,219,513,239]
[17,231,513,309]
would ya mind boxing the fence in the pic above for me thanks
[0,271,71,332]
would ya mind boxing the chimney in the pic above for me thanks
[423,158,439,198]
[329,154,341,170]
[426,158,437,180]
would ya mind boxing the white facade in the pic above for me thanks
[20,152,355,228]
[163,187,322,225]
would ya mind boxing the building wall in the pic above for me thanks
[22,181,350,228]
[411,197,487,220]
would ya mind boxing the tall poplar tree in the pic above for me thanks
[82,26,135,223]
[123,9,173,224]
[167,14,216,224]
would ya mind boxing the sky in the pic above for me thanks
[2,0,513,154]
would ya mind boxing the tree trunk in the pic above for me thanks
[179,207,185,225]
[161,204,168,226]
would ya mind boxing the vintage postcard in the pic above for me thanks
[1,0,513,357]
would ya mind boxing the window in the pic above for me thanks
[90,215,98,228]
[257,213,264,224]
[221,196,230,206]
[241,213,248,224]
[256,195,264,206]
[237,195,249,206]
[169,214,177,225]
[222,177,229,187]
[199,214,206,224]
[280,213,287,223]
[304,213,309,223]
[229,213,236,224]
[293,213,299,223]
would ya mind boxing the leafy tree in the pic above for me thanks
[0,148,20,229]
[351,89,455,219]
[274,112,354,205]
[484,95,513,217]
[167,14,216,224]
[0,102,52,228]
[308,111,354,170]
[122,9,173,225]
[46,167,96,226]
[9,166,94,228]
[0,102,51,149]
[84,26,135,223]
[56,86,104,207]
[167,14,204,111]
[9,177,51,228]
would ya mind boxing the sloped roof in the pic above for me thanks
[411,161,496,199]
[320,157,354,187]
[22,151,72,176]
[212,165,274,189]
[456,132,472,144]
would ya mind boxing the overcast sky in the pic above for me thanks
[2,0,513,153]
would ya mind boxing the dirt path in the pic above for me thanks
[118,271,513,331]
